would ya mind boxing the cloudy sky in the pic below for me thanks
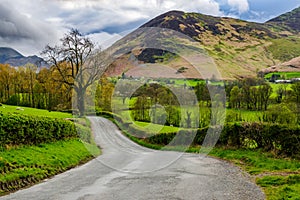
[1,0,300,56]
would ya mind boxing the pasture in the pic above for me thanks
[0,104,72,119]
[265,72,300,80]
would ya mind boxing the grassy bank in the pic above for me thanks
[209,148,300,200]
[0,139,100,196]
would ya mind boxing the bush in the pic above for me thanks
[218,122,300,157]
[0,113,77,147]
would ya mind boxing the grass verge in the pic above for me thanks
[208,148,300,199]
[0,139,100,196]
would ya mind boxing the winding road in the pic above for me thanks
[1,117,265,200]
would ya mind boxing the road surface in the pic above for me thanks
[1,117,265,200]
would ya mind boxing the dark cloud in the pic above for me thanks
[1,0,300,55]
[0,3,59,55]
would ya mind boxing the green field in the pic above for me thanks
[226,109,263,122]
[133,121,180,133]
[0,104,72,118]
[265,72,300,80]
[171,79,201,87]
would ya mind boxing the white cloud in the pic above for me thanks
[175,0,223,16]
[228,0,249,14]
[56,0,223,32]
[88,32,123,49]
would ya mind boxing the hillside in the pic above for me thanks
[106,8,300,79]
[267,7,300,33]
[262,56,300,73]
[0,47,48,67]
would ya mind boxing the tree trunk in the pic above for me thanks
[77,88,86,117]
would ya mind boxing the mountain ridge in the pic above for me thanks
[0,47,47,67]
[267,7,300,33]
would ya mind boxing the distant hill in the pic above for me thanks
[106,7,300,79]
[267,7,300,33]
[0,47,48,67]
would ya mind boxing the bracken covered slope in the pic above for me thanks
[106,8,300,79]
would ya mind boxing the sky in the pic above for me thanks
[0,0,300,56]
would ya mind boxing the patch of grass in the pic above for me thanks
[0,104,72,119]
[172,79,200,87]
[257,175,300,200]
[207,148,300,199]
[226,109,263,122]
[0,139,100,195]
[265,72,300,80]
[209,148,300,174]
[267,38,300,62]
[133,121,179,133]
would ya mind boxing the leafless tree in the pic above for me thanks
[42,29,109,116]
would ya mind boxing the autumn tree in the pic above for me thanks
[42,29,108,116]
[95,76,114,112]
[0,64,13,102]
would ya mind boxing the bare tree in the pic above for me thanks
[42,29,108,116]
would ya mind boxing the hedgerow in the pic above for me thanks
[146,122,300,157]
[0,113,78,147]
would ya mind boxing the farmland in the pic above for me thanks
[0,104,72,119]
[265,72,300,80]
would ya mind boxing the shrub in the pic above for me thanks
[0,113,77,147]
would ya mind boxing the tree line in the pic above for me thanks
[0,63,72,110]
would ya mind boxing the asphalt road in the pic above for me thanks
[1,117,265,200]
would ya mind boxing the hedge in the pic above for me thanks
[146,122,300,157]
[0,113,78,147]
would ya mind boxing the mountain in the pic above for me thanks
[0,47,48,67]
[267,7,300,33]
[106,8,300,79]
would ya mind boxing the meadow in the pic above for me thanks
[0,104,72,119]
[264,72,300,80]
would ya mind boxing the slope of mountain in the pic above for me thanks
[262,56,300,73]
[267,7,300,33]
[106,8,300,79]
[0,47,47,67]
